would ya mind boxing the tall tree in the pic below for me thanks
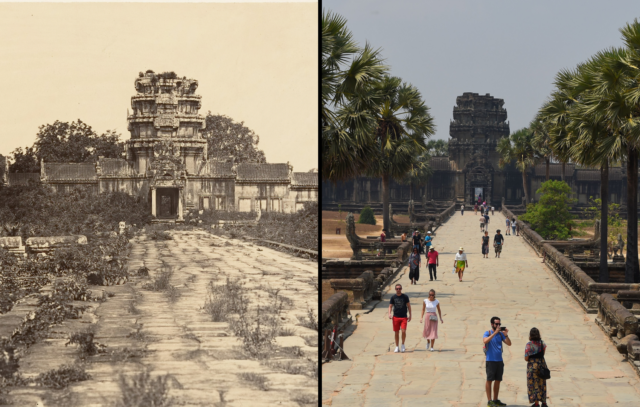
[496,128,537,204]
[33,120,123,164]
[321,9,387,182]
[202,113,266,163]
[426,139,448,156]
[9,146,39,173]
[366,76,435,233]
[530,117,552,181]
[399,151,432,203]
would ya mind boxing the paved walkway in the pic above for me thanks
[322,210,640,407]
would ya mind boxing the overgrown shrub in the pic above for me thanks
[33,365,91,389]
[520,180,576,240]
[0,184,151,239]
[142,265,173,291]
[202,278,247,322]
[116,371,173,407]
[65,332,107,357]
[357,205,376,225]
[13,298,87,347]
[51,278,91,302]
[148,231,173,241]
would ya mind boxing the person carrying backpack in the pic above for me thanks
[483,316,511,407]
[525,327,549,407]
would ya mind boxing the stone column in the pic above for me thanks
[178,188,184,221]
[151,188,157,217]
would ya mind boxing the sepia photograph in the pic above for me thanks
[322,1,640,406]
[0,1,318,406]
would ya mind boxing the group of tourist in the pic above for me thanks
[389,288,549,407]
[386,204,549,407]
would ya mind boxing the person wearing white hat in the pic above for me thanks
[454,247,468,282]
[424,231,433,252]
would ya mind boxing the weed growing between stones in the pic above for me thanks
[278,327,296,336]
[165,285,181,302]
[65,332,107,358]
[127,322,147,342]
[127,300,140,315]
[32,364,91,389]
[109,348,151,363]
[148,230,173,240]
[292,393,318,407]
[142,265,173,291]
[236,372,268,391]
[116,371,174,407]
[202,278,247,322]
[296,307,318,332]
[261,360,316,377]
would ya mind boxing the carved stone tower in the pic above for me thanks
[448,92,509,205]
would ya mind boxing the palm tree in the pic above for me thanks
[530,117,553,181]
[321,9,387,183]
[496,128,537,205]
[365,76,435,233]
[399,151,432,203]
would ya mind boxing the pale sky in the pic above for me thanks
[324,0,640,141]
[0,2,318,172]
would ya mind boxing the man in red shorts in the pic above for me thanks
[388,284,411,353]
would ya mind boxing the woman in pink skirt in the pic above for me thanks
[420,289,444,351]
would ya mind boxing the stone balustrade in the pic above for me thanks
[597,293,639,339]
[330,270,376,310]
[618,290,640,311]
[0,236,26,257]
[25,235,88,255]
[321,291,350,332]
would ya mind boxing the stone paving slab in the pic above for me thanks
[322,210,640,406]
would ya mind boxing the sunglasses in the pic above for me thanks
[395,288,402,290]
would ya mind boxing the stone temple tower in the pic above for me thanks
[448,92,510,205]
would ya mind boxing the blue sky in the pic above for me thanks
[324,0,640,140]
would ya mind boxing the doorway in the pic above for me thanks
[473,187,485,205]
[156,188,179,218]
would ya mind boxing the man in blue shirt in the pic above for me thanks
[483,316,511,407]
[424,231,433,252]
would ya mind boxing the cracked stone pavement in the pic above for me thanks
[322,210,640,407]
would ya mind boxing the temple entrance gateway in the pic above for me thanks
[473,187,485,204]
[156,188,179,218]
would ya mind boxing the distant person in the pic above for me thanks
[505,218,511,235]
[388,284,411,353]
[474,203,479,215]
[494,229,504,258]
[380,229,387,242]
[482,231,490,258]
[427,246,439,281]
[409,247,421,285]
[483,316,511,407]
[491,206,495,215]
[417,230,424,253]
[401,232,407,242]
[480,215,486,232]
[461,204,465,216]
[454,247,468,282]
[511,218,517,236]
[525,327,549,407]
[516,221,520,236]
[484,213,490,228]
[420,289,443,352]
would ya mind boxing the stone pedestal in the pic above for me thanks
[613,255,625,263]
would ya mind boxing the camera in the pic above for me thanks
[500,327,506,331]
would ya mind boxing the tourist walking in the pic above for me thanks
[388,284,411,353]
[491,206,495,215]
[483,316,512,407]
[427,246,439,281]
[420,289,443,352]
[461,204,465,215]
[480,215,486,232]
[474,203,479,215]
[409,247,421,285]
[505,218,511,235]
[454,247,468,282]
[484,213,490,229]
[494,229,504,258]
[516,221,520,236]
[511,218,517,236]
[424,231,433,252]
[525,327,549,407]
[482,231,490,258]
[412,229,421,252]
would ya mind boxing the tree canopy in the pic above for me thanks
[203,113,266,164]
[9,120,123,173]
[520,180,576,240]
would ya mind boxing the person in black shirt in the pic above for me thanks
[481,231,490,258]
[494,229,505,258]
[412,229,421,252]
[388,284,412,353]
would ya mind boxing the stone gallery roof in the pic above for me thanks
[575,167,623,181]
[8,173,40,186]
[291,172,318,187]
[430,157,454,171]
[533,163,576,178]
[98,158,136,177]
[236,163,290,182]
[43,163,97,181]
[198,161,235,177]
